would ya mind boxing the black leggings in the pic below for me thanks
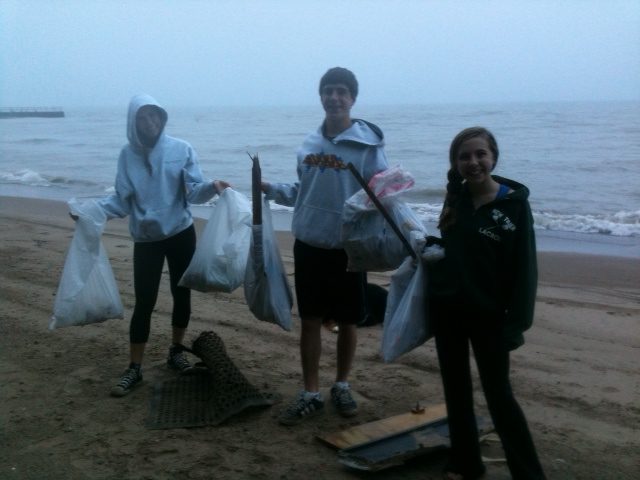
[432,302,545,479]
[130,225,196,344]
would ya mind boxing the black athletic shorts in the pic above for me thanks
[293,239,365,325]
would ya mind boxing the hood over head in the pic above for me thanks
[126,93,168,151]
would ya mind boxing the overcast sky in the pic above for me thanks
[1,0,638,107]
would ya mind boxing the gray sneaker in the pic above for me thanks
[331,385,358,417]
[167,344,194,372]
[278,391,325,426]
[110,367,143,397]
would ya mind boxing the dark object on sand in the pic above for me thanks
[146,331,273,429]
[359,283,388,327]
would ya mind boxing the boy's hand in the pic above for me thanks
[213,180,231,193]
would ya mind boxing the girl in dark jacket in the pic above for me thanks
[429,127,545,479]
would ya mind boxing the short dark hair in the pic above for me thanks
[319,67,358,99]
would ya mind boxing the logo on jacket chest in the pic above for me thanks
[477,209,516,242]
[491,209,516,231]
[303,153,348,171]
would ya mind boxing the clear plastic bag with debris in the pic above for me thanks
[49,198,123,329]
[179,188,252,293]
[341,166,426,272]
[381,255,431,362]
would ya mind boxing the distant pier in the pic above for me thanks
[0,107,65,119]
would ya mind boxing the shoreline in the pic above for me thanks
[1,192,637,258]
[2,194,639,291]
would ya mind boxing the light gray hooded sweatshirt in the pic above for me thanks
[99,93,217,242]
[266,119,389,249]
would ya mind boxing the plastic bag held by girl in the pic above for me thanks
[381,250,431,362]
[49,198,123,329]
[341,166,426,272]
[179,188,252,292]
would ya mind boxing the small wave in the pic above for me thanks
[383,202,640,237]
[534,210,640,237]
[0,169,51,186]
[0,170,102,189]
[408,203,640,237]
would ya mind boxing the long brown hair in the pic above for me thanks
[438,127,499,231]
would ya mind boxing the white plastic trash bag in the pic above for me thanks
[244,199,293,331]
[179,188,252,292]
[341,166,426,272]
[381,256,431,362]
[49,198,123,330]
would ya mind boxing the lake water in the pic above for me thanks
[1,101,638,257]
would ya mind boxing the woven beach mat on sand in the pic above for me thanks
[147,331,276,429]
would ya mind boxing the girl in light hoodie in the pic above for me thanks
[95,94,229,397]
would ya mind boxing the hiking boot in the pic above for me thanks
[278,391,325,426]
[167,344,194,373]
[110,367,143,397]
[331,385,358,417]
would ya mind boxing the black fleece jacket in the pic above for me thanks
[430,175,538,351]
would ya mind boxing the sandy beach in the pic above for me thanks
[1,195,638,480]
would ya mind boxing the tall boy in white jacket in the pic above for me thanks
[264,68,389,425]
